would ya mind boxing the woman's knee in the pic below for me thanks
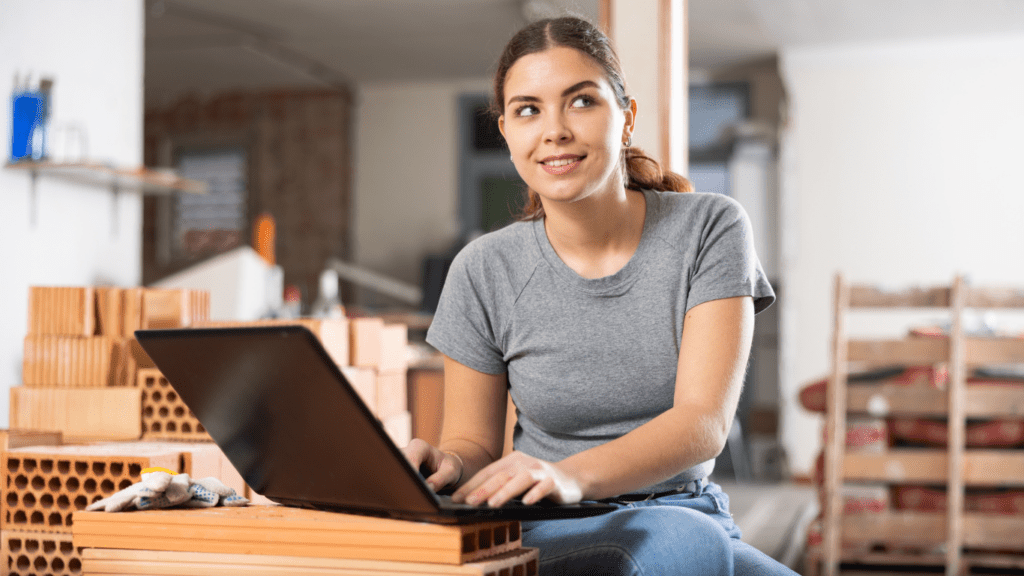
[526,507,733,576]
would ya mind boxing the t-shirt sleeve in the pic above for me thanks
[425,245,508,375]
[686,196,775,314]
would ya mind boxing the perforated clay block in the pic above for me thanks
[137,368,211,441]
[1,530,83,576]
[0,448,180,533]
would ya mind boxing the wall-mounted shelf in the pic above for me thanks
[5,160,207,236]
[4,159,207,194]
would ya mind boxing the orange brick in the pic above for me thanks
[349,317,384,368]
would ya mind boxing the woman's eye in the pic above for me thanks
[515,105,539,117]
[570,95,594,108]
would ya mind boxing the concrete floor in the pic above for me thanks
[716,480,819,573]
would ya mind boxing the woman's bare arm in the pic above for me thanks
[453,295,754,505]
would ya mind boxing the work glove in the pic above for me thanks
[85,468,248,512]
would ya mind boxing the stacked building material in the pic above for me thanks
[136,368,211,442]
[12,286,209,443]
[73,506,538,576]
[0,440,238,576]
[349,317,412,447]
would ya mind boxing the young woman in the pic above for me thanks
[403,16,795,575]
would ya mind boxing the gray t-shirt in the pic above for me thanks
[426,189,775,494]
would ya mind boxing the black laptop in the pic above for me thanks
[135,325,615,524]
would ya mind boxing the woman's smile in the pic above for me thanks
[540,154,586,175]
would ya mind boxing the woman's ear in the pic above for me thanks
[498,115,506,139]
[623,99,637,140]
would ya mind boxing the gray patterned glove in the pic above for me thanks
[85,470,248,512]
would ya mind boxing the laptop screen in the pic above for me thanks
[136,326,439,516]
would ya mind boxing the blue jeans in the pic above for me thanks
[521,481,798,576]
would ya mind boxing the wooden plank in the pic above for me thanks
[9,387,142,442]
[81,547,539,576]
[843,449,1024,485]
[848,285,951,308]
[837,511,1024,550]
[965,286,1024,309]
[823,273,850,576]
[847,382,1024,417]
[966,337,1024,366]
[945,275,967,576]
[72,506,522,565]
[846,338,948,365]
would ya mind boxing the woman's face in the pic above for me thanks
[499,46,635,208]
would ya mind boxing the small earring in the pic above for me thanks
[510,154,514,162]
[624,135,632,147]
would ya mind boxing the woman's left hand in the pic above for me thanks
[451,451,583,508]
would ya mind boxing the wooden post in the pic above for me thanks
[946,275,967,576]
[822,273,849,576]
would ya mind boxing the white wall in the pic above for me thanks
[778,33,1024,476]
[352,78,490,285]
[0,0,144,426]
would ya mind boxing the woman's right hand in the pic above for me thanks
[401,438,464,492]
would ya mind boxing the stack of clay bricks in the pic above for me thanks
[197,316,413,449]
[73,505,539,575]
[0,430,244,576]
[347,317,411,448]
[13,286,209,443]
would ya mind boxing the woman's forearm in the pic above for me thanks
[558,403,727,501]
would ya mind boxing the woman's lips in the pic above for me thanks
[540,155,584,175]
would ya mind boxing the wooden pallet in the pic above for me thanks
[73,506,523,565]
[80,547,539,576]
[817,275,1024,576]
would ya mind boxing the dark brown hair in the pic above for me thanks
[493,16,693,221]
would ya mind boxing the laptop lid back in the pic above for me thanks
[135,326,439,517]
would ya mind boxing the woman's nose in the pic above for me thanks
[543,113,572,143]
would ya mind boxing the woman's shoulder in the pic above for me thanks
[648,189,745,219]
[646,190,749,238]
[451,220,540,274]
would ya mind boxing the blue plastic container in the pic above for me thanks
[10,91,44,162]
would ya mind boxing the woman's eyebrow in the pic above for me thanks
[507,80,601,105]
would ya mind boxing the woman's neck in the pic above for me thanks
[541,186,646,280]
